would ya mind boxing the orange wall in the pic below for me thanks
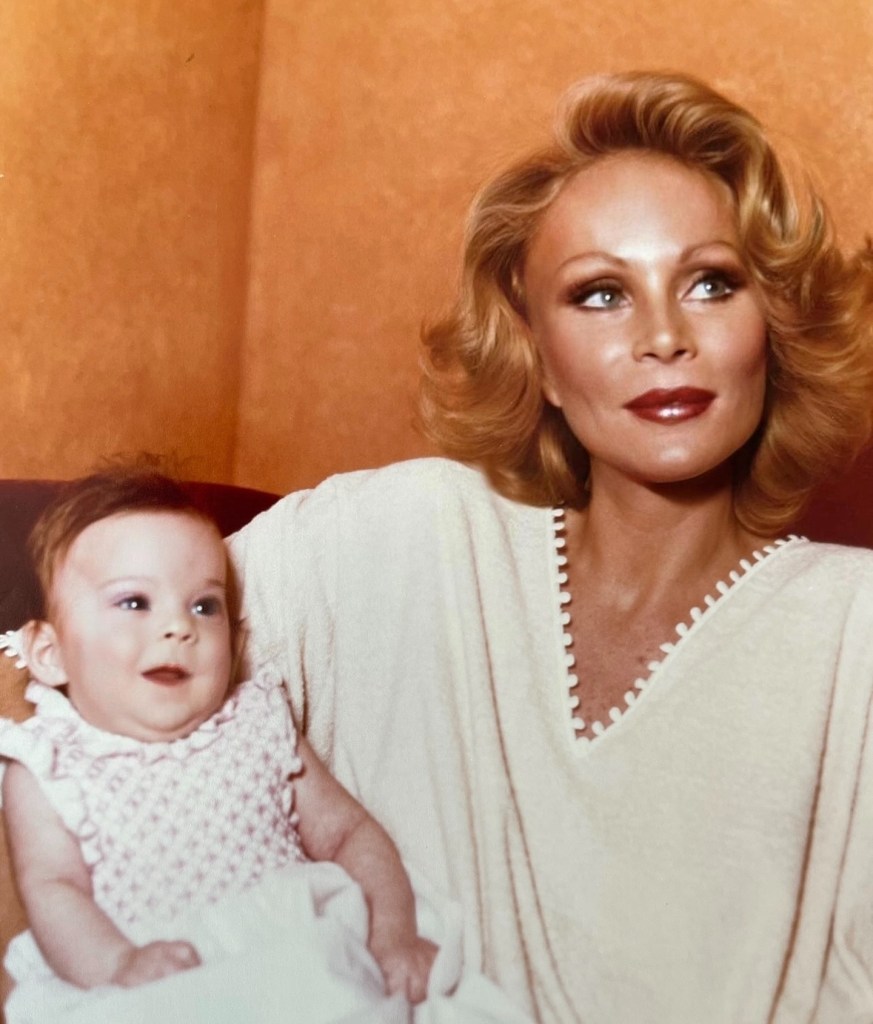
[235,0,873,493]
[0,0,263,482]
[2,3,871,493]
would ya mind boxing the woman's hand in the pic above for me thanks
[110,940,201,987]
[375,935,439,1004]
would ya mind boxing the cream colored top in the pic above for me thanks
[228,458,873,1024]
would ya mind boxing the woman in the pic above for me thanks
[229,72,873,1022]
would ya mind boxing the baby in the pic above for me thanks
[0,467,437,1022]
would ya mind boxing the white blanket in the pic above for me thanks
[4,861,532,1024]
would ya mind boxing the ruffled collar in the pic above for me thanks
[26,681,241,763]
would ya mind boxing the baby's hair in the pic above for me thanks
[29,462,221,619]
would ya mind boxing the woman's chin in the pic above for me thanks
[591,454,738,496]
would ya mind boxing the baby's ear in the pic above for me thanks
[21,620,69,687]
[229,620,247,686]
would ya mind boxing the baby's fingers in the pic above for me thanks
[113,940,201,987]
[162,940,201,970]
[381,938,438,1004]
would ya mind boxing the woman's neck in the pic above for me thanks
[568,467,768,605]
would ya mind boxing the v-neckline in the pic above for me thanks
[547,506,807,755]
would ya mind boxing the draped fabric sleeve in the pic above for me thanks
[811,669,873,1023]
[770,574,873,1023]
[226,478,341,762]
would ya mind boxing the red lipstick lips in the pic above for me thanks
[624,387,715,424]
[143,665,191,685]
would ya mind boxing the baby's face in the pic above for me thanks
[45,511,232,741]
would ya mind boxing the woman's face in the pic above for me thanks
[523,151,768,492]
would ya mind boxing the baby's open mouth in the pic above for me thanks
[142,665,191,685]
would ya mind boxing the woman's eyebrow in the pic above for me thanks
[556,251,629,273]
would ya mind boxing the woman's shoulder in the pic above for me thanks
[227,458,545,588]
[326,457,507,511]
[316,456,491,501]
[234,458,515,536]
[787,538,873,567]
[778,538,873,592]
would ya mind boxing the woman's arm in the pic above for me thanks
[2,762,199,988]
[292,736,437,1003]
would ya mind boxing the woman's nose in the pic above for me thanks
[633,299,696,361]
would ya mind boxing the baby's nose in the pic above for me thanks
[162,615,194,642]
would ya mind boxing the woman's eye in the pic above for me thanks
[192,596,224,617]
[117,595,149,611]
[688,272,739,301]
[569,284,626,310]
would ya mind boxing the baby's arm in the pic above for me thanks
[293,738,438,1003]
[2,762,200,988]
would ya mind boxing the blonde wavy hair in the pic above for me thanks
[419,71,873,535]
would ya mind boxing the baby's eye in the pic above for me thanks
[687,271,740,301]
[192,596,224,617]
[116,594,149,611]
[568,282,627,310]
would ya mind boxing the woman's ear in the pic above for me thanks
[21,620,69,687]
[537,353,564,409]
[541,373,562,409]
[520,315,562,410]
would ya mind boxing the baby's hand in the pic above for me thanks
[111,940,201,987]
[376,936,438,1004]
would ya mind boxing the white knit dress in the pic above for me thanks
[228,457,873,1024]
